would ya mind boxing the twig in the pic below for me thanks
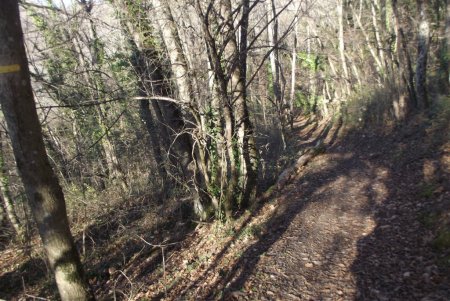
[137,236,178,298]
[137,236,179,248]
[24,295,49,301]
[162,246,167,298]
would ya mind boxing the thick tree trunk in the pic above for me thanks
[151,0,197,166]
[195,0,258,218]
[139,98,167,179]
[220,0,258,213]
[115,0,194,184]
[0,2,94,300]
[236,0,259,207]
[152,0,213,218]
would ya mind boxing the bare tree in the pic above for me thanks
[0,1,94,300]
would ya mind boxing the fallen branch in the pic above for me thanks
[276,139,326,190]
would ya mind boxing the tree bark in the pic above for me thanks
[392,0,417,107]
[152,0,214,217]
[371,0,386,70]
[337,0,349,80]
[441,0,450,93]
[267,0,287,149]
[415,0,430,108]
[195,0,258,217]
[0,132,25,239]
[445,0,450,92]
[114,0,193,182]
[351,3,384,74]
[0,2,94,300]
[0,196,6,228]
[289,16,298,129]
[224,0,258,209]
[151,0,198,166]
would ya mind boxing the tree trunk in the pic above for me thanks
[0,2,94,300]
[446,0,450,92]
[392,0,417,107]
[0,197,6,228]
[267,0,287,149]
[415,0,430,108]
[0,132,25,239]
[289,16,298,129]
[351,3,384,75]
[152,0,213,218]
[139,98,167,179]
[440,0,450,93]
[114,0,194,183]
[337,0,349,81]
[195,0,258,218]
[371,0,385,70]
[226,0,258,209]
[151,0,198,167]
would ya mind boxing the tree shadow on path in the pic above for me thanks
[351,112,450,300]
[201,110,449,300]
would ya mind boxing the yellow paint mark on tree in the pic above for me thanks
[0,64,20,74]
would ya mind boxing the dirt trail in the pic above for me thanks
[220,116,450,301]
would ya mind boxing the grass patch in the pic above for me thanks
[432,228,450,251]
[419,182,438,199]
[418,212,440,229]
[238,224,262,240]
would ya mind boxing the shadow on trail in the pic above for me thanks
[198,108,449,300]
[210,147,371,299]
[351,110,450,300]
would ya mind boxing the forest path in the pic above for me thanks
[221,115,450,301]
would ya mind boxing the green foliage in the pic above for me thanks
[341,84,399,128]
[419,182,437,199]
[28,8,78,99]
[418,212,440,229]
[64,183,98,208]
[238,224,262,240]
[297,52,323,71]
[122,0,161,51]
[433,229,450,251]
[204,106,222,200]
[0,149,8,188]
[294,90,318,114]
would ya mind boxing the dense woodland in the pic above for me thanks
[0,0,449,300]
